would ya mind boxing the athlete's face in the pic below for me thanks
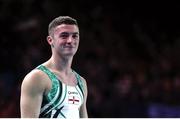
[48,24,80,57]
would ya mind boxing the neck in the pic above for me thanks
[48,54,73,75]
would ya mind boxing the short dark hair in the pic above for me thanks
[48,16,78,36]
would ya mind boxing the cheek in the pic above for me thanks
[75,39,80,44]
[57,40,65,45]
[75,41,79,47]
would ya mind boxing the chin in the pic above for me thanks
[63,52,76,57]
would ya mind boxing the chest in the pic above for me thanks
[45,81,84,108]
[63,85,84,108]
[54,72,77,86]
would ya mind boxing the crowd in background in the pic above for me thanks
[0,0,180,117]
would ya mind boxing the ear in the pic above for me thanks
[47,36,54,47]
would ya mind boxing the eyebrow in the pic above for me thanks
[60,32,79,35]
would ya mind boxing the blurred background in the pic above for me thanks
[0,0,180,117]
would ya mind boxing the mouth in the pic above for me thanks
[63,46,75,49]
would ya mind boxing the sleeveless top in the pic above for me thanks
[36,65,84,119]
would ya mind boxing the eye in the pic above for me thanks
[72,34,79,39]
[60,32,69,39]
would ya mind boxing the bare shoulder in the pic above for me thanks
[21,69,49,95]
[80,76,87,86]
[81,77,87,85]
[78,75,88,93]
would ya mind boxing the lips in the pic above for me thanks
[63,45,74,48]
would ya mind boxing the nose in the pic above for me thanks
[67,36,73,43]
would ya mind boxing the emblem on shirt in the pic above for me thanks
[68,96,80,105]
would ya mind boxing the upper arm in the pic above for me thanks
[20,70,47,118]
[80,77,88,118]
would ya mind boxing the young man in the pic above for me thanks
[20,16,88,118]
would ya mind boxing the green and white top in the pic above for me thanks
[37,65,84,119]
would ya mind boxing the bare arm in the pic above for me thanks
[20,70,47,118]
[80,78,88,118]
